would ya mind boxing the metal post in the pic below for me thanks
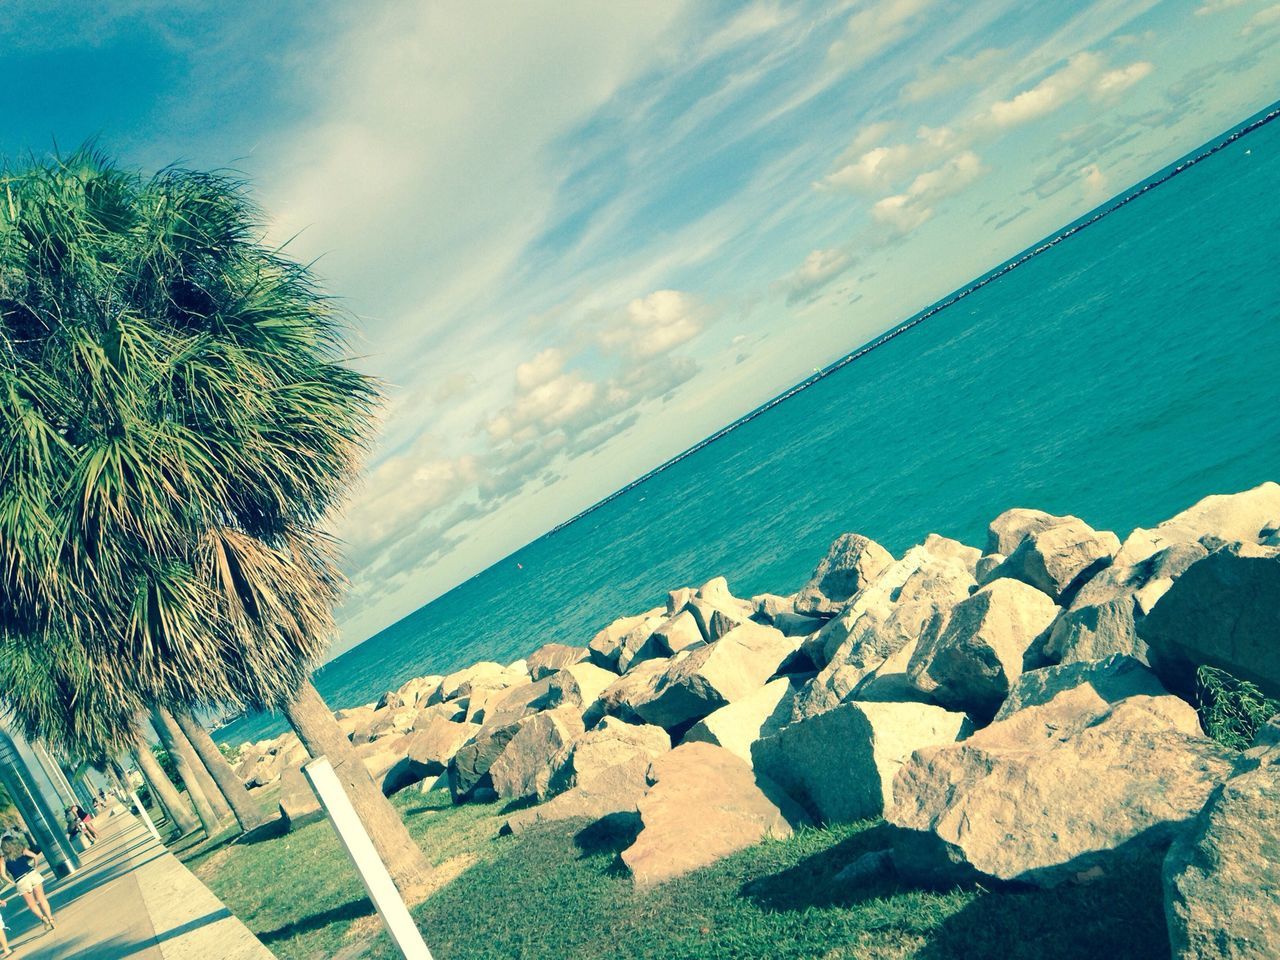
[131,791,162,842]
[302,757,434,960]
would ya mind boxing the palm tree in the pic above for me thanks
[0,150,431,888]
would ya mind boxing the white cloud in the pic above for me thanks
[1243,3,1280,34]
[599,290,704,360]
[872,150,985,233]
[983,52,1104,128]
[1093,61,1154,97]
[1080,162,1108,200]
[1195,0,1247,14]
[818,126,957,193]
[782,248,854,305]
[827,0,935,70]
[901,48,1005,103]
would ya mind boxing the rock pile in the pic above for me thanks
[230,482,1280,952]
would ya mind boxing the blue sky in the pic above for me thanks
[3,0,1277,654]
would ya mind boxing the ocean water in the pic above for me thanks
[217,105,1280,746]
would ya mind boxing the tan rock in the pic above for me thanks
[752,700,967,824]
[988,514,1120,601]
[889,695,1234,887]
[631,623,797,730]
[1117,482,1280,566]
[907,578,1059,719]
[489,707,585,801]
[683,678,795,765]
[794,534,894,617]
[537,716,670,801]
[277,762,322,831]
[1164,761,1280,959]
[621,742,806,887]
[526,643,590,680]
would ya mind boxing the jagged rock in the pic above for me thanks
[631,624,798,730]
[430,661,512,704]
[472,677,559,727]
[1141,543,1280,698]
[889,695,1234,888]
[526,643,590,680]
[986,508,1061,556]
[988,515,1119,602]
[683,678,795,764]
[489,707,585,801]
[537,716,671,801]
[352,706,418,745]
[752,700,967,824]
[802,547,976,716]
[615,611,672,673]
[696,576,755,619]
[1042,541,1208,665]
[502,761,648,836]
[770,611,824,637]
[850,639,925,703]
[414,701,467,726]
[1164,761,1280,959]
[586,657,674,726]
[376,690,407,710]
[399,716,474,776]
[907,578,1058,720]
[448,720,525,801]
[1117,482,1280,566]
[397,674,444,708]
[1245,714,1280,764]
[684,597,742,643]
[277,762,323,831]
[751,593,796,622]
[621,742,806,887]
[239,735,307,788]
[974,553,1004,583]
[334,705,378,742]
[794,534,894,617]
[355,735,415,794]
[666,587,695,615]
[993,655,1172,722]
[649,610,705,656]
[589,608,665,671]
[547,662,616,717]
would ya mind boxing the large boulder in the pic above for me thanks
[489,707,585,801]
[683,678,795,765]
[537,717,670,801]
[620,743,807,887]
[526,643,590,680]
[801,545,976,716]
[993,654,1172,722]
[630,624,797,730]
[501,718,670,835]
[1164,759,1280,959]
[987,514,1119,602]
[986,508,1061,556]
[752,700,967,824]
[907,578,1058,720]
[448,720,525,801]
[794,534,894,617]
[589,608,666,672]
[277,762,323,831]
[889,694,1235,888]
[430,661,514,705]
[471,677,561,728]
[1117,482,1280,567]
[399,716,474,776]
[1140,543,1280,698]
[546,662,616,717]
[648,610,706,657]
[1042,540,1207,665]
[586,657,673,726]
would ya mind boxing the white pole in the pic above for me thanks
[130,790,162,842]
[302,757,434,960]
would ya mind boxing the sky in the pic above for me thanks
[1,0,1277,656]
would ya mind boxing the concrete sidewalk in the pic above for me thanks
[3,810,274,959]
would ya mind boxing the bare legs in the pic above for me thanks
[21,881,54,927]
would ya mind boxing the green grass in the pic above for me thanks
[183,790,1171,960]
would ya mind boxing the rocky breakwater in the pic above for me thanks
[230,482,1280,956]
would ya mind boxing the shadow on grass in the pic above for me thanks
[572,812,640,876]
[257,897,375,945]
[235,816,290,846]
[743,823,898,911]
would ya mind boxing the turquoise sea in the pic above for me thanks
[217,104,1280,747]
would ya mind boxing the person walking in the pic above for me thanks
[0,837,56,931]
[67,805,98,845]
[0,895,12,958]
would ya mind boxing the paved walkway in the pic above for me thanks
[3,810,274,959]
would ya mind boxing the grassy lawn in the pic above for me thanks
[180,790,1170,960]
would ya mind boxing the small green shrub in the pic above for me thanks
[1195,665,1280,750]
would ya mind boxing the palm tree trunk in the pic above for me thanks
[173,708,269,832]
[283,680,432,890]
[150,709,222,837]
[132,742,197,835]
[160,707,234,823]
